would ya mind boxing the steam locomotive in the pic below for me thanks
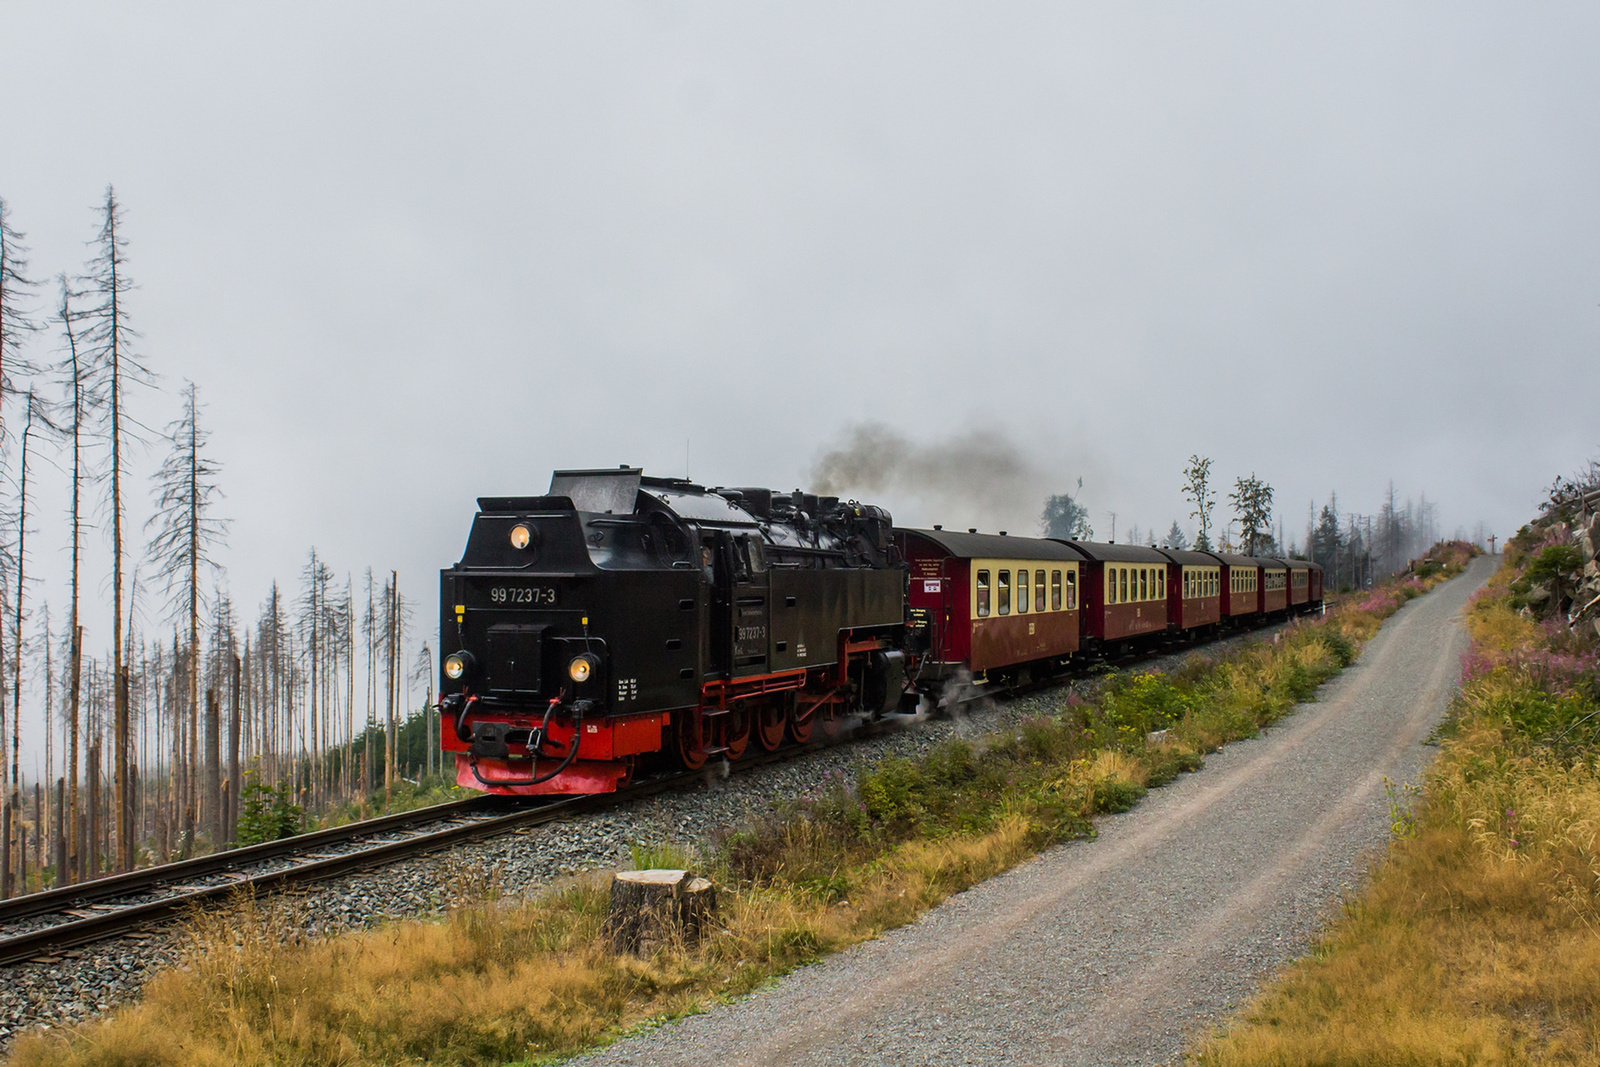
[437,467,1322,796]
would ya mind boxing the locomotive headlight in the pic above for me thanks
[568,654,597,684]
[509,524,532,550]
[444,651,473,681]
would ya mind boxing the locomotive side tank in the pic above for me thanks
[438,468,906,795]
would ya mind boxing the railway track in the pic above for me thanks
[0,739,840,968]
[0,774,688,967]
[0,617,1297,970]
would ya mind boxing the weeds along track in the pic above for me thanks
[0,790,657,967]
[0,617,1296,972]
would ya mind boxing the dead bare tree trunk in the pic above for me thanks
[204,688,220,846]
[84,737,99,880]
[227,653,240,845]
[6,395,40,893]
[80,189,154,873]
[53,279,88,884]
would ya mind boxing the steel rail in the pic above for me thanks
[0,767,712,967]
[0,795,498,926]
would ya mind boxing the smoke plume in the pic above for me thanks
[808,422,1069,534]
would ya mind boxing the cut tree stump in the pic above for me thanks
[604,869,718,954]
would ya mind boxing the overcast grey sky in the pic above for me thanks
[2,3,1597,742]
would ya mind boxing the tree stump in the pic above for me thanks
[604,869,718,954]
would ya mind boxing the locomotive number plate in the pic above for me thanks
[489,585,557,606]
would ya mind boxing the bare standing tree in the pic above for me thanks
[0,198,39,896]
[146,381,225,853]
[79,187,156,871]
[49,275,94,881]
[10,396,50,839]
[295,549,333,807]
[0,396,43,895]
[0,196,41,420]
[1182,455,1216,551]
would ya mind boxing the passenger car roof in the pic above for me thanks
[901,528,1087,561]
[1155,548,1219,566]
[1055,540,1171,563]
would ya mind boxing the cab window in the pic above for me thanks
[1017,569,1029,613]
[742,534,766,574]
[976,570,990,617]
[1036,570,1046,612]
[998,570,1011,615]
[1051,570,1062,611]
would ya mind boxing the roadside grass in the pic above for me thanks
[1194,548,1600,1066]
[7,548,1475,1067]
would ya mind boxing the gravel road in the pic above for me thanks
[575,557,1495,1067]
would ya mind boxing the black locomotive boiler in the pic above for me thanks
[437,467,908,795]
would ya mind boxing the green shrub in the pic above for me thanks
[1321,629,1357,668]
[235,776,304,845]
[1092,778,1147,813]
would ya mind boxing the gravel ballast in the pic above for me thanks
[574,557,1495,1067]
[0,612,1306,1052]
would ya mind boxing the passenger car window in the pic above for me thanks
[1066,570,1078,609]
[1051,570,1061,611]
[1036,570,1046,612]
[976,570,990,617]
[1139,568,1148,600]
[1017,569,1029,613]
[1120,567,1128,603]
[1106,568,1116,605]
[998,570,1011,615]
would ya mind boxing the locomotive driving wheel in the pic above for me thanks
[674,708,707,771]
[721,706,751,761]
[754,698,787,752]
[787,699,816,744]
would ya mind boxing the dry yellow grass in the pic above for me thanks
[1193,821,1600,1066]
[7,817,1048,1067]
[1195,556,1600,1067]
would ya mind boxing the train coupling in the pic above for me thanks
[466,699,596,761]
[468,721,513,761]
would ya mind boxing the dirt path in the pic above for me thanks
[577,558,1494,1067]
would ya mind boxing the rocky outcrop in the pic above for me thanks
[1567,490,1600,633]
